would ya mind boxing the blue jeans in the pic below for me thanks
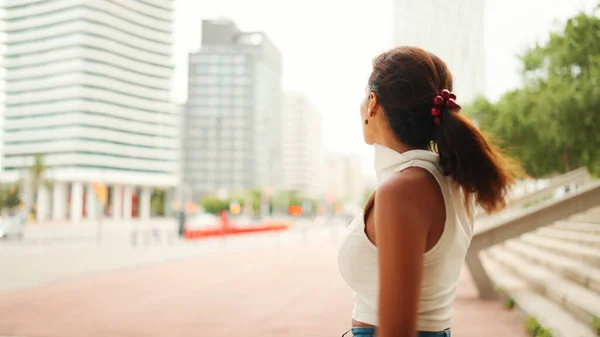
[343,326,451,337]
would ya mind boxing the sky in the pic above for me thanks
[172,0,598,173]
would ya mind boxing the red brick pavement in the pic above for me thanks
[0,244,527,337]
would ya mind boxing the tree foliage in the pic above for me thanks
[0,184,21,212]
[150,189,166,216]
[464,7,600,177]
[200,195,231,215]
[199,189,318,216]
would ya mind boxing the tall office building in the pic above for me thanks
[1,1,177,223]
[391,0,485,103]
[325,153,365,205]
[0,5,5,172]
[281,92,324,199]
[184,19,283,200]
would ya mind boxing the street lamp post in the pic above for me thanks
[176,104,187,238]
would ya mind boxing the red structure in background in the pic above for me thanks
[183,212,289,240]
[72,186,138,219]
[132,193,139,218]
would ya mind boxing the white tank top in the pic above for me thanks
[338,144,474,331]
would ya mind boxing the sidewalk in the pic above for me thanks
[0,243,527,337]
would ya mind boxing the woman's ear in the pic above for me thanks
[368,92,379,117]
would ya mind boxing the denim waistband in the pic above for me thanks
[344,326,451,337]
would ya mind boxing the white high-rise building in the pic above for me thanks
[325,153,365,205]
[392,0,485,103]
[1,0,177,223]
[281,92,324,199]
[0,5,5,172]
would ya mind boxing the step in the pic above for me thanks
[520,234,600,267]
[505,240,600,292]
[481,253,596,337]
[553,221,600,235]
[487,245,600,326]
[586,206,600,214]
[535,227,600,248]
[569,213,600,224]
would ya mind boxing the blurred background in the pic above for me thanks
[0,1,599,337]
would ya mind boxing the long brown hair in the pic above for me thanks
[369,46,520,213]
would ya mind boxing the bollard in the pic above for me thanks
[177,211,186,238]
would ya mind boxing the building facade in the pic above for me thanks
[184,19,283,201]
[281,92,324,199]
[391,0,485,103]
[1,0,177,222]
[325,153,365,205]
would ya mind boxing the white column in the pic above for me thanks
[70,182,84,224]
[123,186,133,221]
[140,187,152,221]
[52,182,67,220]
[36,184,51,222]
[112,185,123,220]
[86,184,98,220]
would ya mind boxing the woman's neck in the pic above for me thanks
[373,135,428,155]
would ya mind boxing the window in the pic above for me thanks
[202,107,218,115]
[222,55,233,63]
[222,65,234,74]
[199,76,218,84]
[234,55,246,64]
[209,55,219,63]
[235,66,246,75]
[234,87,245,96]
[234,77,247,85]
[221,86,233,96]
[208,97,219,106]
[208,65,219,74]
[234,97,245,107]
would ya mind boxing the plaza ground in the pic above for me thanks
[0,229,528,337]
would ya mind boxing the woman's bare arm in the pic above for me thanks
[374,168,443,337]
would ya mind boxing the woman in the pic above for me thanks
[338,46,518,337]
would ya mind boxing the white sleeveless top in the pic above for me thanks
[338,144,474,331]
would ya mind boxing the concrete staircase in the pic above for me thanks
[481,206,600,337]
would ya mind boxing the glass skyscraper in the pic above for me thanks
[184,19,283,200]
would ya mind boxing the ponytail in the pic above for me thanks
[436,111,520,214]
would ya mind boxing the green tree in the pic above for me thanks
[464,7,600,177]
[200,195,230,215]
[0,184,21,212]
[22,154,51,216]
[150,189,166,216]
